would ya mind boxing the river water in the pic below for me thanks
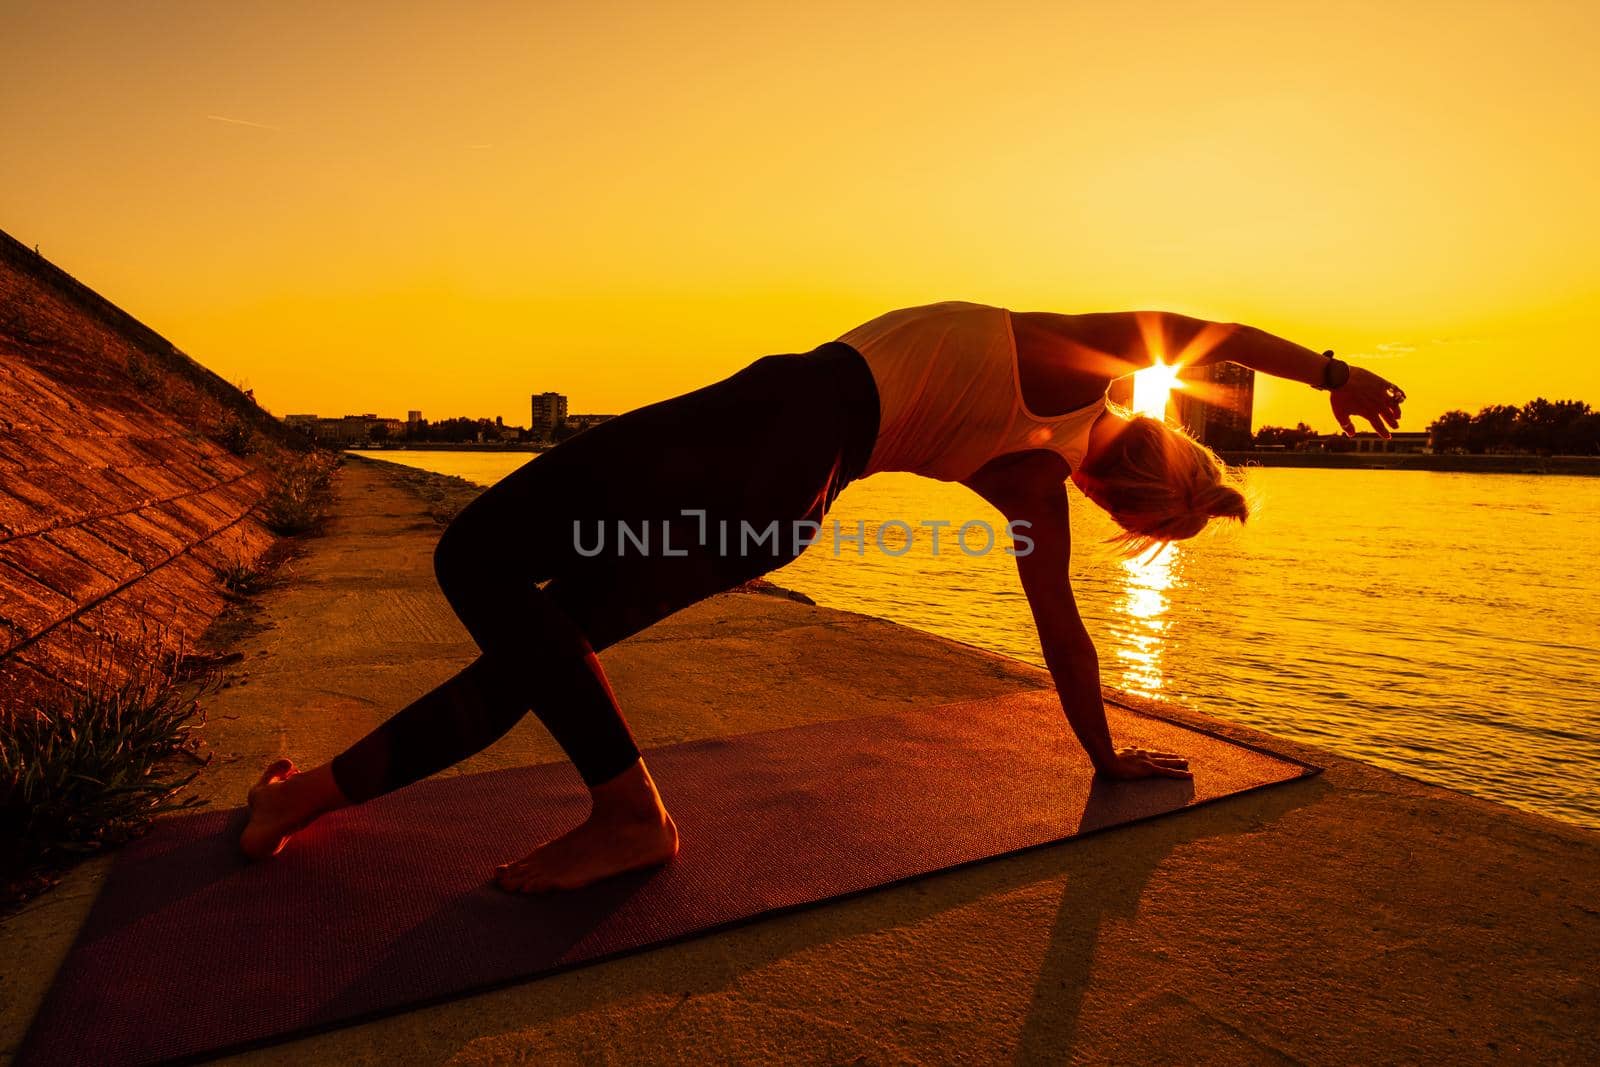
[354,450,1600,830]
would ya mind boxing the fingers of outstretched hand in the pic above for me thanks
[1331,398,1356,435]
[1337,391,1391,437]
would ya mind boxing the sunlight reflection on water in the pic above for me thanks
[1115,544,1177,697]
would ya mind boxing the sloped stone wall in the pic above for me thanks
[1,232,291,715]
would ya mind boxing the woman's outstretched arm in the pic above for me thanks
[1178,318,1408,438]
[964,456,1193,781]
[1024,310,1409,437]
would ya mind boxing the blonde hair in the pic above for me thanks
[1073,412,1251,558]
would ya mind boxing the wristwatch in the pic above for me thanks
[1317,350,1351,391]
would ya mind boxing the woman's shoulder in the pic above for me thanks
[881,299,997,320]
[839,300,1003,347]
[873,299,1002,319]
[1012,311,1133,416]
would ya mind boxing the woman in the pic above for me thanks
[240,301,1406,892]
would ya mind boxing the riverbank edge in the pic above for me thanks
[1219,449,1600,474]
[3,457,1596,1064]
[353,443,1600,476]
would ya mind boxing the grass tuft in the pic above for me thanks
[217,555,269,597]
[2,641,218,909]
[216,411,257,456]
[259,450,341,535]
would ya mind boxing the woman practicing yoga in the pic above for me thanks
[241,301,1406,891]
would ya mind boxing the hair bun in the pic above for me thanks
[1079,415,1250,557]
[1196,482,1250,523]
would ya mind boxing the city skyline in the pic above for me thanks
[283,388,618,445]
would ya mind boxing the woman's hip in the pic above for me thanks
[450,340,880,577]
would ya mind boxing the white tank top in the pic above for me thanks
[837,300,1108,483]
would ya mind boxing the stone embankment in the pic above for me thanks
[0,229,299,715]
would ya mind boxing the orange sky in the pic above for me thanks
[4,1,1596,432]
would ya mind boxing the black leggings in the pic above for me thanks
[329,341,879,800]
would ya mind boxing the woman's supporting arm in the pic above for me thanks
[996,475,1118,768]
[963,457,1192,780]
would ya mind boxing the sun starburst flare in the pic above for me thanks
[1125,312,1242,419]
[1131,359,1185,419]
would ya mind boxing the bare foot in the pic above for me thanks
[240,759,303,859]
[494,806,679,893]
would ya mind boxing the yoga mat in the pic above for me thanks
[18,690,1318,1066]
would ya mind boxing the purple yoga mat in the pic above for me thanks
[18,690,1317,1065]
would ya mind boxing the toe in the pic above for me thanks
[498,845,551,878]
[255,758,297,789]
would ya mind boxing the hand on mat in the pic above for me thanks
[1097,746,1193,781]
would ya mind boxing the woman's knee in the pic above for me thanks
[432,501,503,607]
[433,497,574,643]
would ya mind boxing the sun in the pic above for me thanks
[1131,359,1185,419]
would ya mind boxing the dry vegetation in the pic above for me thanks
[259,450,343,535]
[1,635,219,910]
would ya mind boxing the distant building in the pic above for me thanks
[282,413,405,445]
[530,392,568,438]
[564,413,616,435]
[406,410,423,432]
[1310,431,1431,454]
[1174,362,1254,451]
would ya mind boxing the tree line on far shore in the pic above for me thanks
[1426,400,1600,455]
[1252,398,1600,455]
[373,416,526,444]
[368,415,598,445]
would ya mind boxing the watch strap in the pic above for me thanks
[1318,350,1350,391]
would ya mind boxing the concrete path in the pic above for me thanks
[4,459,1597,1064]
